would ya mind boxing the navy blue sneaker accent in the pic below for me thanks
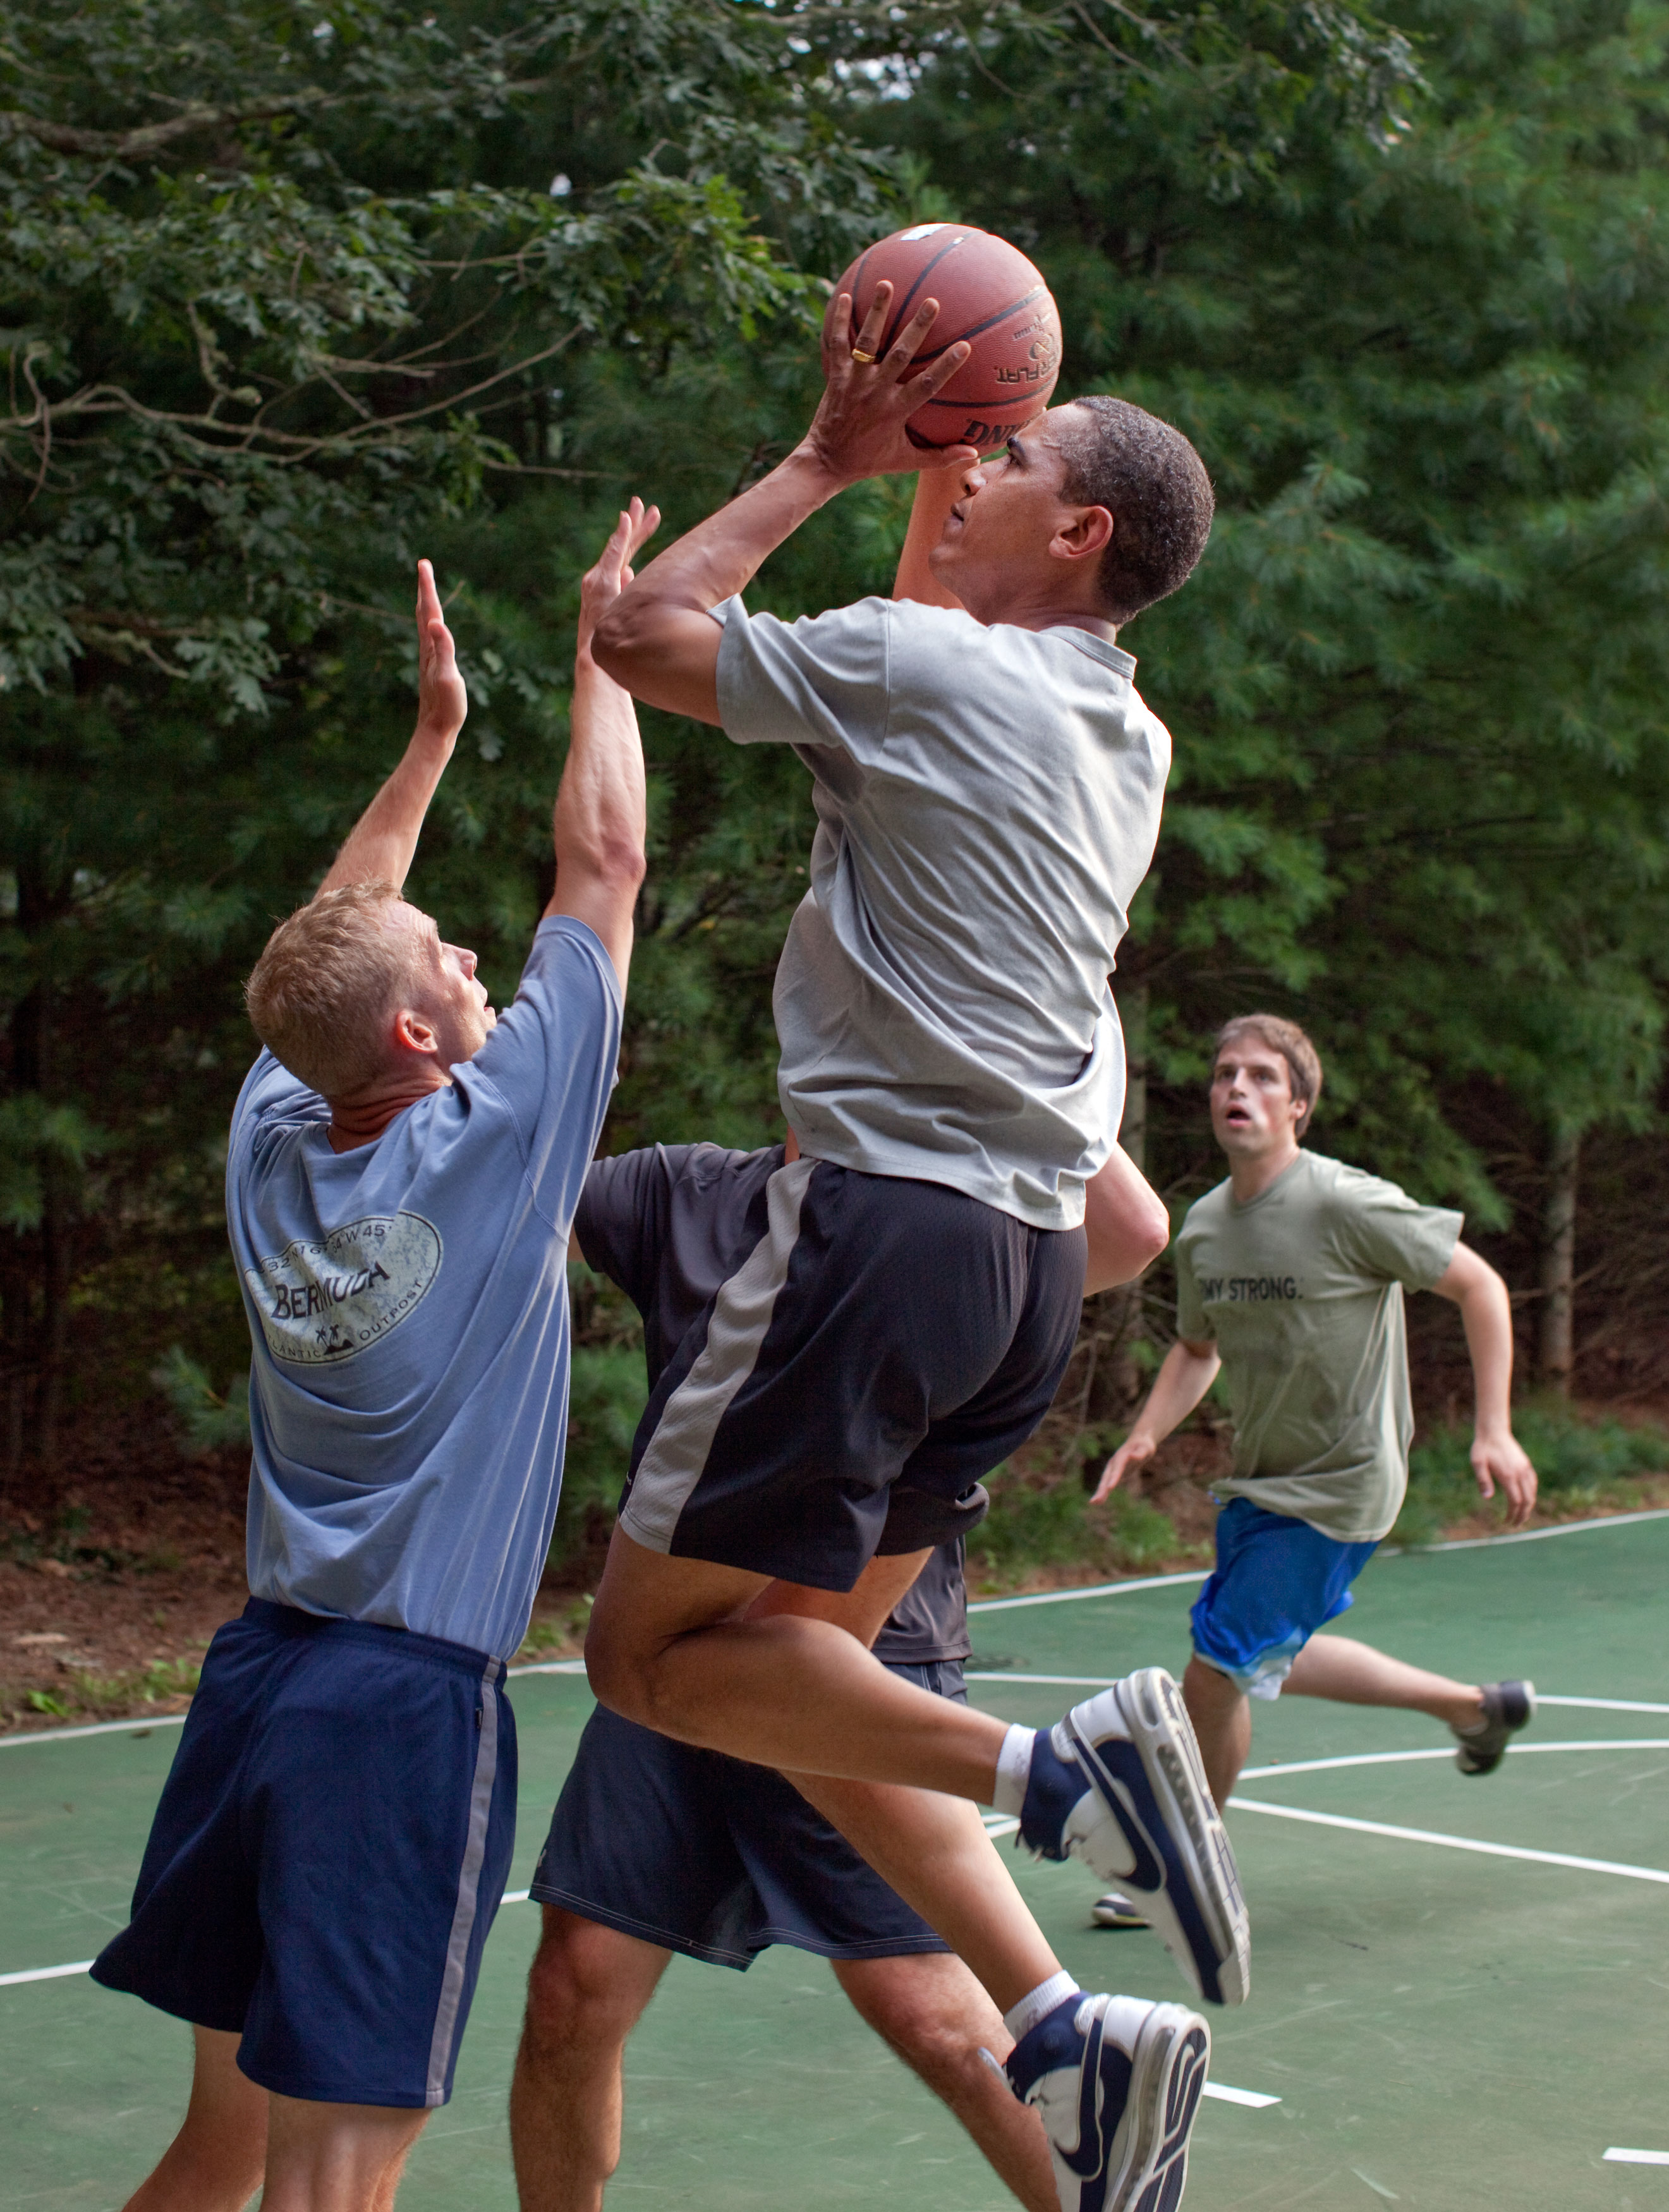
[1005,1993,1211,2212]
[1017,1728,1098,1863]
[1058,1672,1249,2008]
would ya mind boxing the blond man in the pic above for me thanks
[91,513,653,2212]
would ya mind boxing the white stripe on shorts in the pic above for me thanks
[424,1660,501,2106]
[617,1156,817,1553]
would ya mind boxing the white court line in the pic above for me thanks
[969,1571,1208,1615]
[0,1712,188,1749]
[0,1960,94,1987]
[964,1504,1669,1620]
[1539,1694,1669,1715]
[1241,1739,1669,1781]
[1203,2083,1280,2109]
[1606,2149,1669,2166]
[1227,1797,1669,1884]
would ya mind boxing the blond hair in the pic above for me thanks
[245,880,420,1098]
[1215,1013,1324,1136]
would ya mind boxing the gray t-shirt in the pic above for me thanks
[716,596,1170,1231]
[575,1141,969,1664]
[1174,1150,1462,1543]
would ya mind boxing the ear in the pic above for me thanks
[1049,503,1114,566]
[391,1006,441,1059]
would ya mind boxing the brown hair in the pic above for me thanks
[1214,1014,1324,1136]
[245,880,420,1098]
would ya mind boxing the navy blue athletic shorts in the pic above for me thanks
[91,1599,516,2108]
[530,1661,967,1966]
[616,1158,1084,1591]
[1191,1498,1381,1699]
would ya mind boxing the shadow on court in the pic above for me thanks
[4,1515,1666,2210]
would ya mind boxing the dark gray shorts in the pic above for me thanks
[616,1159,1084,1591]
[529,1662,967,1967]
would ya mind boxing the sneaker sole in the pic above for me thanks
[1067,1669,1251,2008]
[1109,2004,1211,2212]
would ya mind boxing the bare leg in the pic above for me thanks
[586,1531,1065,2012]
[834,1953,1056,2212]
[792,1777,1060,2008]
[123,2026,267,2212]
[259,2095,427,2212]
[1284,1632,1484,1730]
[510,1909,671,2212]
[1182,1656,1253,1806]
[586,1532,1014,1799]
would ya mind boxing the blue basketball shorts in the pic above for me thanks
[1190,1498,1381,1699]
[530,1660,967,1966]
[91,1599,516,2108]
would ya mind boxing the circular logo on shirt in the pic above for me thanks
[245,1212,442,1364]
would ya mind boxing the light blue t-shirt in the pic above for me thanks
[228,916,622,1660]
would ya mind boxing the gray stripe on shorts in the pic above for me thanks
[619,1155,817,1553]
[425,1661,501,2106]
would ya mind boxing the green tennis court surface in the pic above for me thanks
[5,1513,1667,2209]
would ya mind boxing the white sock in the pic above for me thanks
[992,1723,1035,1818]
[1004,1970,1081,2044]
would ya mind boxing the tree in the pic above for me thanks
[869,0,1669,1396]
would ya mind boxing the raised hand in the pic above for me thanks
[803,283,978,485]
[579,497,662,655]
[414,558,467,742]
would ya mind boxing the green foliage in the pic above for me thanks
[1392,1402,1669,1544]
[968,1466,1196,1587]
[550,1344,646,1567]
[150,1346,252,1456]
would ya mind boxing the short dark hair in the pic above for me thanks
[1055,396,1214,623]
[1214,1014,1324,1137]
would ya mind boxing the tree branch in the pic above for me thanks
[0,90,336,161]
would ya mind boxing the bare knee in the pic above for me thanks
[835,1955,1007,2095]
[522,1911,663,2060]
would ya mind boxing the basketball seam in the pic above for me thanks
[878,233,971,354]
[913,283,1049,361]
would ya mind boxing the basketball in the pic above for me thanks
[827,222,1062,450]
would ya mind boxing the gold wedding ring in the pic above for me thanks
[851,347,877,364]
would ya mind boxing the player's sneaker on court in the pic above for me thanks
[1452,1679,1536,1775]
[1016,1668,1249,2007]
[1005,1991,1210,2212]
[1092,1892,1150,1930]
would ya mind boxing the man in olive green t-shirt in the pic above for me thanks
[1095,1015,1539,1854]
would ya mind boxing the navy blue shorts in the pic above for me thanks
[530,1660,966,1966]
[91,1600,516,2108]
[1191,1498,1381,1699]
[617,1158,1084,1591]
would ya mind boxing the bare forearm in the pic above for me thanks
[595,446,841,678]
[892,470,965,609]
[1130,1341,1222,1447]
[318,727,456,897]
[1459,1275,1515,1433]
[548,647,646,981]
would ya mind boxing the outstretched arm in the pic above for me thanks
[317,559,467,897]
[593,284,976,722]
[1091,1337,1220,1502]
[1429,1242,1538,1527]
[547,502,657,989]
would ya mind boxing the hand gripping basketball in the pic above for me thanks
[803,283,978,483]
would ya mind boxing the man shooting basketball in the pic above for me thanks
[582,285,1238,2212]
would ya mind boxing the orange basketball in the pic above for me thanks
[828,222,1062,450]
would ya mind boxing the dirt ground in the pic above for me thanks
[6,1407,1665,1734]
